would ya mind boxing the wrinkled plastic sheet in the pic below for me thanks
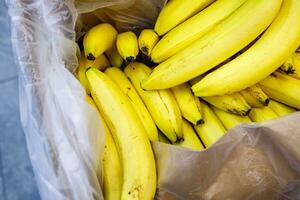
[6,0,300,199]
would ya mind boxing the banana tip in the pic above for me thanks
[126,56,135,63]
[141,47,149,56]
[87,53,95,61]
[196,119,204,125]
[264,98,270,106]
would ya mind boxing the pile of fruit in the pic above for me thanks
[76,0,300,199]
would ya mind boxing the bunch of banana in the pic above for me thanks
[143,0,282,90]
[138,29,159,56]
[124,62,183,143]
[86,68,156,200]
[280,52,300,79]
[117,31,139,63]
[85,96,122,200]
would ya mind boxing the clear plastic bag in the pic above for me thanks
[6,0,300,199]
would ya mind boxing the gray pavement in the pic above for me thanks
[0,1,41,200]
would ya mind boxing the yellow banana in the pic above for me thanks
[175,119,204,150]
[117,31,139,63]
[85,54,110,71]
[268,100,296,117]
[190,76,251,116]
[85,96,122,200]
[201,93,251,116]
[143,0,282,90]
[138,29,159,56]
[104,67,158,141]
[280,53,300,79]
[240,84,270,108]
[124,62,182,143]
[259,72,300,109]
[151,0,247,62]
[78,53,110,94]
[171,83,203,125]
[158,131,170,144]
[155,0,215,36]
[83,23,118,60]
[193,0,300,96]
[212,106,252,130]
[86,68,156,200]
[194,101,226,148]
[249,106,278,122]
[105,44,123,68]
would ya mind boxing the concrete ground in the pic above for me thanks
[0,1,41,200]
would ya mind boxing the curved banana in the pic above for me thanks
[86,68,156,200]
[193,0,300,96]
[259,72,300,109]
[151,0,247,62]
[124,62,182,143]
[194,101,226,148]
[171,83,203,125]
[117,31,139,63]
[138,29,159,56]
[155,0,215,36]
[268,100,296,117]
[175,119,204,150]
[104,67,158,141]
[212,106,251,130]
[83,23,118,60]
[142,0,282,90]
[105,45,123,68]
[240,84,270,108]
[201,93,251,116]
[249,107,278,122]
[78,53,110,94]
[280,53,300,79]
[85,54,110,71]
[85,96,122,200]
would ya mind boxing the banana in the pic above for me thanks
[158,131,170,144]
[151,0,247,62]
[142,0,282,90]
[85,96,122,200]
[259,72,300,109]
[83,23,118,60]
[194,101,226,148]
[105,44,123,68]
[171,83,203,125]
[117,31,139,63]
[155,0,215,36]
[124,62,182,143]
[190,76,251,116]
[78,53,110,94]
[86,68,156,200]
[85,54,111,71]
[280,53,300,79]
[105,67,158,141]
[269,100,297,116]
[138,29,159,56]
[175,119,204,150]
[193,0,300,96]
[240,84,270,108]
[268,100,296,117]
[249,106,278,122]
[201,93,251,116]
[212,106,252,130]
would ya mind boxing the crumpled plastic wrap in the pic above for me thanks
[6,0,300,199]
